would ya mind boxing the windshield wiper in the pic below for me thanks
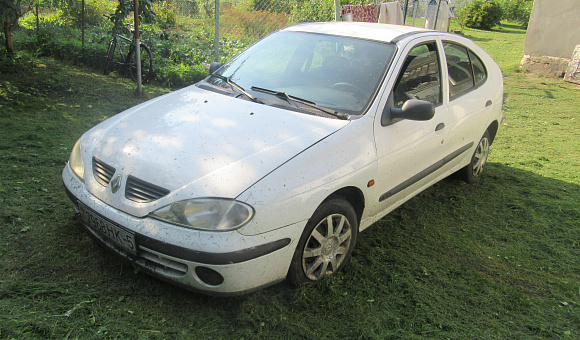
[250,86,350,120]
[209,74,262,104]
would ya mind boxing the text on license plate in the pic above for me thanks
[78,203,137,255]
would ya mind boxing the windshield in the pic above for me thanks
[204,31,396,116]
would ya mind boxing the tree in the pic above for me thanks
[106,0,155,34]
[1,0,34,54]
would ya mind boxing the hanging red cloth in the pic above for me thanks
[341,4,378,23]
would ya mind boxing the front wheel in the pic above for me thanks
[288,198,358,286]
[461,130,491,183]
[103,39,116,76]
[127,43,153,83]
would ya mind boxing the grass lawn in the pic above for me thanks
[1,23,578,339]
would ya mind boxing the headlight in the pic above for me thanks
[150,198,254,231]
[69,138,85,181]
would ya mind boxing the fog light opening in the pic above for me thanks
[195,266,224,286]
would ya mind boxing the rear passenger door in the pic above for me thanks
[440,40,493,169]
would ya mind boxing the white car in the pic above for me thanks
[63,22,503,295]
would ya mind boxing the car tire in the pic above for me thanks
[461,130,491,183]
[288,198,357,286]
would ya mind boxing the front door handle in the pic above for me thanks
[435,123,445,132]
[486,100,493,107]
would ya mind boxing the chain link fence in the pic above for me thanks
[208,0,461,60]
[17,0,465,85]
[218,0,292,43]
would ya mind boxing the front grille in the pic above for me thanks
[93,157,116,187]
[125,175,170,203]
[137,247,188,277]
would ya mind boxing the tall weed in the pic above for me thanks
[222,7,289,42]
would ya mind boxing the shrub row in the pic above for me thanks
[14,22,247,88]
[457,0,533,30]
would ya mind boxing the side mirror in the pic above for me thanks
[381,99,435,126]
[209,62,221,74]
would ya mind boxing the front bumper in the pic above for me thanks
[62,165,304,295]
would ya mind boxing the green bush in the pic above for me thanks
[291,0,334,23]
[456,0,503,30]
[59,0,114,27]
[151,1,177,29]
[14,18,246,88]
[501,0,532,28]
[154,61,208,88]
[16,26,107,70]
[0,51,34,75]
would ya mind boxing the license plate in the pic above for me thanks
[78,203,137,256]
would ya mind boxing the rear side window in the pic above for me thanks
[444,42,487,100]
[470,50,487,87]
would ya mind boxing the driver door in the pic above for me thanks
[372,38,450,215]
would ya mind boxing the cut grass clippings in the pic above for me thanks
[1,24,579,339]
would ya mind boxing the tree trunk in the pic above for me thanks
[3,20,15,54]
[2,0,34,54]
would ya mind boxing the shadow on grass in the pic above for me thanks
[3,162,575,338]
[462,35,492,42]
[499,22,528,34]
[462,22,527,42]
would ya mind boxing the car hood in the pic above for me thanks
[81,85,349,217]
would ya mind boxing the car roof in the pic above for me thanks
[281,22,432,44]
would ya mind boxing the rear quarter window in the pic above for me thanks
[443,42,487,100]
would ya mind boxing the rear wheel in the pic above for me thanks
[461,130,491,183]
[288,198,357,286]
[103,39,115,75]
[128,43,153,83]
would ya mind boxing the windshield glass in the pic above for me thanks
[205,31,396,116]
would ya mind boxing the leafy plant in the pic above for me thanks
[500,0,532,28]
[291,0,334,23]
[106,0,155,34]
[0,49,33,73]
[154,60,207,88]
[456,0,503,30]
[58,0,114,26]
[14,11,247,88]
[151,0,177,29]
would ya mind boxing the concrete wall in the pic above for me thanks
[524,0,580,58]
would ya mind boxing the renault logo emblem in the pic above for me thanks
[111,175,122,194]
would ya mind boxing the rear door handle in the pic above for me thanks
[435,123,445,131]
[485,100,493,107]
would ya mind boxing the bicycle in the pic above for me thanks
[103,23,153,83]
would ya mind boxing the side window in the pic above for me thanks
[393,42,441,108]
[469,50,487,87]
[444,42,487,99]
